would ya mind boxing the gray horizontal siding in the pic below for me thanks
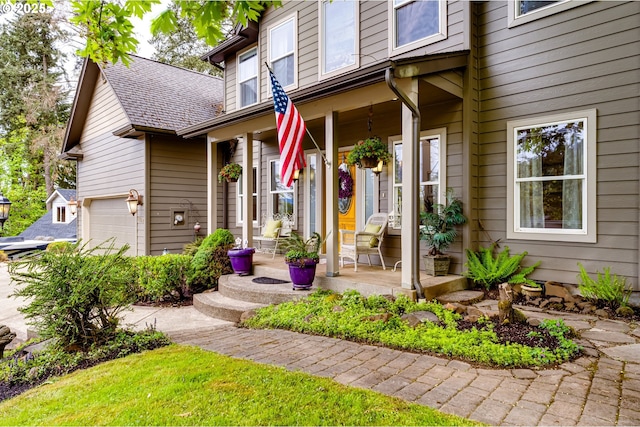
[476,0,640,288]
[148,135,208,255]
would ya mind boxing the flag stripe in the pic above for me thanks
[269,69,306,188]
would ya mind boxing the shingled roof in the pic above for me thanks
[62,56,223,153]
[102,55,223,132]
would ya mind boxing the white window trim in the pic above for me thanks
[506,109,597,243]
[356,164,380,231]
[52,203,68,224]
[303,150,324,238]
[267,13,298,92]
[388,128,447,232]
[267,156,297,227]
[508,0,589,28]
[236,163,259,227]
[236,45,259,109]
[318,0,359,80]
[388,0,447,57]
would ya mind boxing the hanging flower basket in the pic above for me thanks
[346,137,392,169]
[218,163,242,183]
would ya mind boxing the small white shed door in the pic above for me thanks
[88,198,137,255]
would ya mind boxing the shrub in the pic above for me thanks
[463,244,540,290]
[188,229,235,289]
[1,327,170,388]
[8,239,136,351]
[134,254,192,302]
[45,241,75,254]
[577,263,632,309]
[183,237,204,256]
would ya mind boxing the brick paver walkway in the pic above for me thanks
[169,326,640,426]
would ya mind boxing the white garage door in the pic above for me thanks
[88,198,137,255]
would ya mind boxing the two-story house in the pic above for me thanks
[177,0,638,295]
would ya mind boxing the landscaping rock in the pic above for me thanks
[0,325,16,358]
[545,281,576,302]
[401,311,441,328]
[594,309,610,318]
[615,306,635,317]
[444,302,467,314]
[363,313,392,323]
[466,306,485,318]
[332,305,345,312]
[527,318,542,327]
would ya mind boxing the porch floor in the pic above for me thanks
[251,252,468,300]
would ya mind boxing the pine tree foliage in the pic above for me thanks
[464,244,541,290]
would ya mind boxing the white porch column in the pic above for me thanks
[207,136,218,234]
[400,78,420,290]
[325,111,339,276]
[242,133,254,247]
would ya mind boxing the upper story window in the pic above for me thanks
[53,205,67,224]
[268,14,297,89]
[319,0,358,78]
[508,0,585,27]
[237,47,258,108]
[389,129,447,230]
[390,0,447,56]
[506,109,597,243]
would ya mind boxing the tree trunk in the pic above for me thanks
[498,282,514,324]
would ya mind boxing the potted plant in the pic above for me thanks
[282,232,322,290]
[420,189,467,276]
[227,237,254,276]
[218,163,242,183]
[346,137,392,169]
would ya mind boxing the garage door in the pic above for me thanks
[88,198,137,255]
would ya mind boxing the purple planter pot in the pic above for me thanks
[286,259,318,290]
[228,248,255,276]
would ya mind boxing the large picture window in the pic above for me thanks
[237,47,258,108]
[390,0,446,55]
[507,110,596,242]
[269,159,295,220]
[320,0,358,77]
[390,129,447,229]
[268,15,296,89]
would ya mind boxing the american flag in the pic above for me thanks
[269,69,306,188]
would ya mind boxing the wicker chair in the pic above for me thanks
[253,213,293,259]
[339,213,388,271]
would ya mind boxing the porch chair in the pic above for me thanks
[339,213,388,271]
[253,213,293,259]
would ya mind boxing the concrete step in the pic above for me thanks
[219,273,315,305]
[420,276,469,301]
[435,290,485,305]
[193,291,267,323]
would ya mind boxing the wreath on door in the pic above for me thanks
[338,166,353,214]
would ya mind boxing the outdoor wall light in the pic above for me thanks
[292,168,303,182]
[68,197,81,216]
[126,189,143,216]
[0,193,11,230]
[372,160,384,175]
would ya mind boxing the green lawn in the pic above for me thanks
[0,345,478,426]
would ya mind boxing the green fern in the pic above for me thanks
[577,263,631,309]
[464,245,541,290]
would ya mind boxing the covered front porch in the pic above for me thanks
[250,252,468,301]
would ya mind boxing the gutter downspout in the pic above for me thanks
[385,68,424,299]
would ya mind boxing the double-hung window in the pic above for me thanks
[507,109,596,242]
[54,205,67,224]
[319,0,358,78]
[269,159,295,220]
[237,166,258,225]
[390,129,447,229]
[268,15,297,89]
[237,47,258,108]
[390,0,447,55]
